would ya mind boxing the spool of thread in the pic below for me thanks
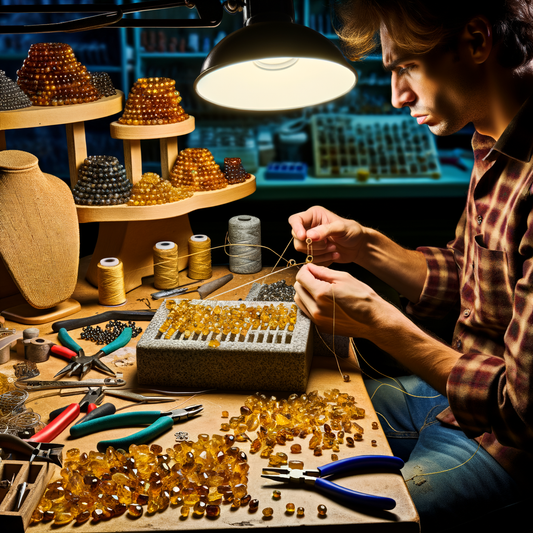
[97,257,126,306]
[26,338,53,363]
[188,234,212,280]
[153,241,179,289]
[228,215,262,274]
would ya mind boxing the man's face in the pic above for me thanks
[381,28,484,136]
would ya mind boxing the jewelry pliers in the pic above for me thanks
[69,405,204,452]
[54,327,132,380]
[262,455,404,510]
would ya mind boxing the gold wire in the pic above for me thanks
[97,260,126,306]
[153,243,179,289]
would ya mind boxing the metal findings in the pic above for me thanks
[306,238,313,263]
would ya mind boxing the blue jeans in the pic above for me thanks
[365,376,525,532]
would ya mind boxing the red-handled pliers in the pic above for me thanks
[30,388,104,443]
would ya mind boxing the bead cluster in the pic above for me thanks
[169,148,227,192]
[90,72,117,97]
[158,300,298,343]
[31,436,253,526]
[79,320,142,345]
[256,280,296,302]
[73,156,132,206]
[221,389,365,459]
[0,70,31,110]
[118,77,188,125]
[127,172,193,206]
[223,158,251,184]
[17,43,100,106]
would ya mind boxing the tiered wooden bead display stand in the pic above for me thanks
[79,116,256,291]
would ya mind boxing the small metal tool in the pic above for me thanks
[15,378,126,391]
[151,274,234,300]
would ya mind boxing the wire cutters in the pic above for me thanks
[262,455,404,510]
[54,327,132,379]
[70,405,204,452]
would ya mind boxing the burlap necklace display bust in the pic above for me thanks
[0,150,79,315]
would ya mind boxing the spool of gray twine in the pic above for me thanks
[228,215,262,274]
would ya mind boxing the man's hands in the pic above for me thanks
[294,263,397,340]
[288,206,366,266]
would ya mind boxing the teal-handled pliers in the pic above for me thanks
[54,327,132,380]
[69,405,203,452]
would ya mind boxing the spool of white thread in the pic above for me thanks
[228,215,262,274]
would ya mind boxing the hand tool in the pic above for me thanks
[101,389,189,403]
[70,405,204,452]
[54,327,132,379]
[151,274,233,300]
[262,455,404,510]
[15,377,126,391]
[31,388,108,443]
[0,434,63,467]
[52,310,156,333]
[14,481,28,511]
[48,387,104,421]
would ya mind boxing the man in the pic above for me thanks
[289,1,533,531]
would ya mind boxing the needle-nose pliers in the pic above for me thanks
[54,327,132,379]
[69,405,204,452]
[262,455,404,510]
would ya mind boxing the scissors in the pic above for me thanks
[262,455,404,510]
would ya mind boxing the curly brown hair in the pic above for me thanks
[332,0,533,68]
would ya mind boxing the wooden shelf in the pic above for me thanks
[0,92,124,130]
[77,176,256,223]
[110,116,195,140]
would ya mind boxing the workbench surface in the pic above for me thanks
[1,260,419,532]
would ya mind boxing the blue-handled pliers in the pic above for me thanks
[54,327,132,380]
[262,455,404,510]
[69,405,203,452]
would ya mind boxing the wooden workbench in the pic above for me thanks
[0,260,419,532]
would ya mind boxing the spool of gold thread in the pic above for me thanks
[153,241,179,289]
[188,234,212,280]
[97,257,126,306]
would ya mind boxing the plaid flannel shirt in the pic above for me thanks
[407,96,533,487]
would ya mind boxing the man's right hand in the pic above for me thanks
[288,206,366,266]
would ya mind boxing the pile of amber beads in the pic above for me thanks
[158,300,298,343]
[127,172,194,206]
[223,157,251,184]
[72,155,132,206]
[31,436,253,526]
[0,70,31,110]
[90,72,117,97]
[221,389,365,459]
[17,43,100,106]
[118,77,188,125]
[169,148,228,192]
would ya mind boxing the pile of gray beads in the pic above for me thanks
[256,280,296,302]
[0,70,31,110]
[91,72,117,97]
[73,155,132,206]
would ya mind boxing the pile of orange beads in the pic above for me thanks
[17,43,100,106]
[127,172,193,206]
[119,77,188,125]
[31,436,254,526]
[169,148,227,192]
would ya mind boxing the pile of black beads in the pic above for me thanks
[80,320,142,345]
[91,72,117,97]
[72,155,132,206]
[0,70,31,110]
[256,280,296,302]
[223,157,251,184]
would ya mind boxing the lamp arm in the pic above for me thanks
[0,0,225,34]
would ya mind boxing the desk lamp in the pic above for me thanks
[0,0,358,111]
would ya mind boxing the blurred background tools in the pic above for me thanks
[70,404,204,452]
[54,326,132,379]
[262,455,404,510]
[0,435,63,467]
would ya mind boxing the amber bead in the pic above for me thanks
[262,507,274,518]
[317,504,328,516]
[223,157,251,184]
[286,502,296,513]
[119,77,188,125]
[272,490,282,500]
[127,172,193,206]
[249,499,259,512]
[169,148,227,192]
[372,422,379,430]
[17,43,100,106]
[372,440,378,447]
[297,506,305,517]
[290,443,302,454]
[206,504,221,518]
